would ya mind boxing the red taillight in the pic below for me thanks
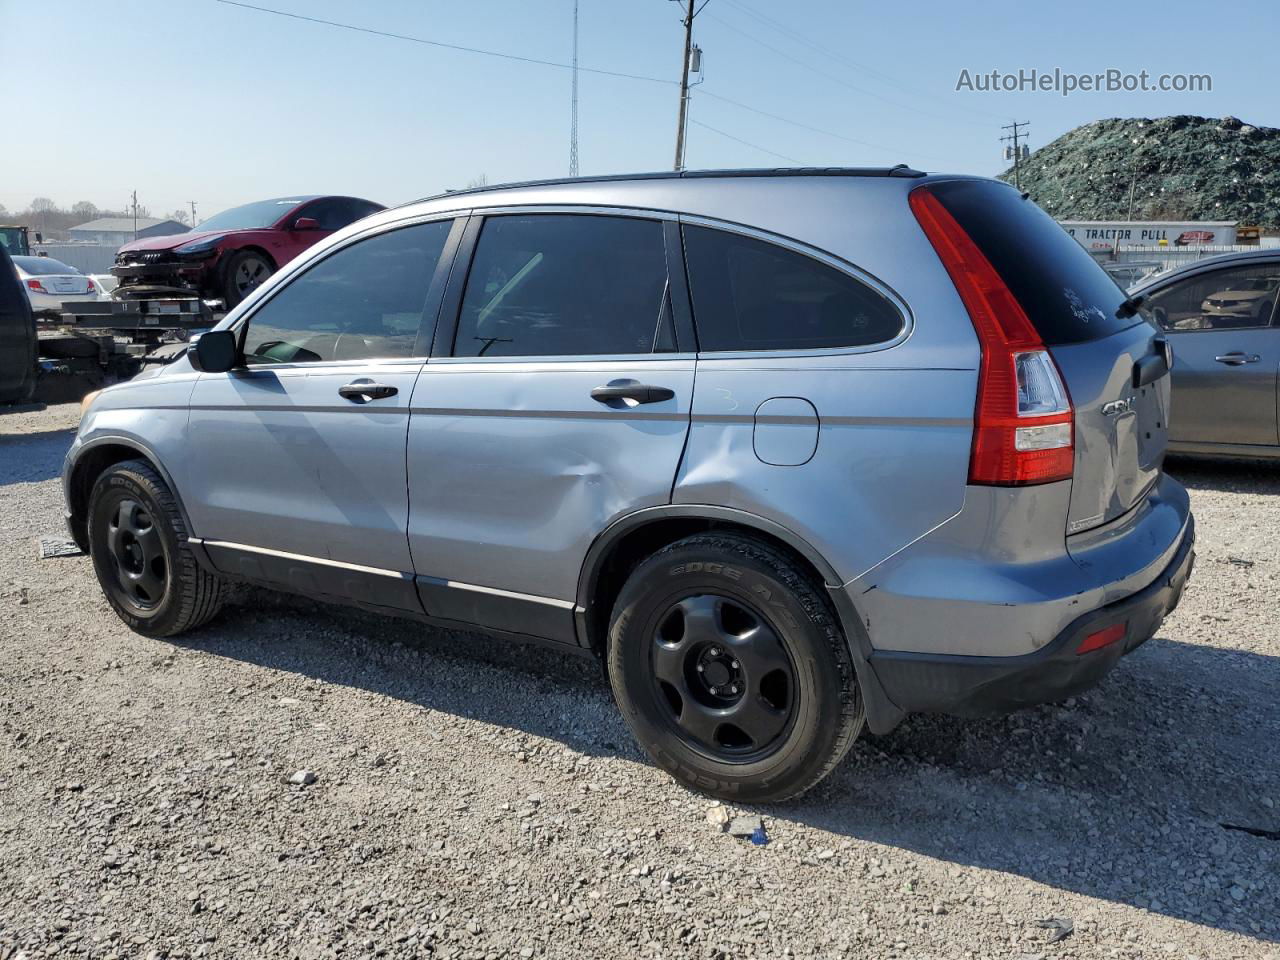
[1076,621,1127,655]
[25,278,45,293]
[86,278,96,292]
[909,186,1074,486]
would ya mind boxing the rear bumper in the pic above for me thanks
[869,514,1195,716]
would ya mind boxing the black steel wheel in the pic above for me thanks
[104,496,167,610]
[650,593,797,761]
[88,459,225,637]
[608,533,864,802]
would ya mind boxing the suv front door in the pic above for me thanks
[1146,261,1280,448]
[185,218,460,611]
[406,212,695,642]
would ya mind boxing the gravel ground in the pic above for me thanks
[1,403,1277,960]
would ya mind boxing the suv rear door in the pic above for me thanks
[406,211,694,642]
[926,179,1169,534]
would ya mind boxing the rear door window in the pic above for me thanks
[681,225,904,352]
[453,214,672,358]
[925,179,1134,345]
[1144,263,1280,332]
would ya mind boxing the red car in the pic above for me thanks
[111,195,384,308]
[1174,230,1216,246]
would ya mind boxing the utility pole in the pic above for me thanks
[131,190,138,240]
[190,201,198,228]
[672,0,695,171]
[569,0,579,177]
[1000,120,1029,190]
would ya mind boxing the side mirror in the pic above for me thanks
[34,232,43,244]
[189,329,239,373]
[292,216,320,231]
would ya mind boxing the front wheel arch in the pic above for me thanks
[67,440,195,552]
[219,247,277,305]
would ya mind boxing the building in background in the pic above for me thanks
[1060,220,1238,252]
[68,217,188,246]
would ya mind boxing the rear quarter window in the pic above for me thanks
[682,225,904,353]
[926,179,1135,346]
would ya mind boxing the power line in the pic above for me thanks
[214,0,675,85]
[697,89,951,165]
[689,119,801,164]
[720,0,1006,123]
[214,0,946,171]
[705,10,989,130]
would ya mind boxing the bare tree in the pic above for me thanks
[71,201,99,221]
[168,209,191,226]
[466,174,489,189]
[29,197,58,213]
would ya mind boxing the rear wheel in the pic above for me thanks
[608,533,863,802]
[87,460,225,637]
[222,250,273,307]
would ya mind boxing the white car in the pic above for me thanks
[89,273,119,297]
[12,255,100,317]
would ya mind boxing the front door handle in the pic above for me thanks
[590,379,676,405]
[338,379,398,403]
[1214,352,1261,366]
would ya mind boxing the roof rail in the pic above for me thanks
[410,165,927,205]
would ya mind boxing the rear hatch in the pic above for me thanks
[926,179,1169,534]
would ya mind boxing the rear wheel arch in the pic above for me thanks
[577,507,846,657]
[579,506,906,735]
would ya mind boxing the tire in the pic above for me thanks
[87,459,225,637]
[221,249,274,308]
[607,533,864,802]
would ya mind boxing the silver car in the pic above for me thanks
[1133,249,1280,458]
[64,169,1195,801]
[13,255,100,319]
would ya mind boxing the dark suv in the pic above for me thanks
[111,195,384,308]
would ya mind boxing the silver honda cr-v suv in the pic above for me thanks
[64,168,1195,801]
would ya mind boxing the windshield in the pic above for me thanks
[194,198,311,232]
[13,256,79,276]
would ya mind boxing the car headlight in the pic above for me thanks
[173,235,225,258]
[80,388,102,416]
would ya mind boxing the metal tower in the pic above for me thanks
[569,0,579,177]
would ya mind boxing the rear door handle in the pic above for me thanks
[590,379,676,405]
[338,379,398,403]
[1214,352,1261,366]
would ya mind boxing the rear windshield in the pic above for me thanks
[13,256,78,276]
[927,179,1136,345]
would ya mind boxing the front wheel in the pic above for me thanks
[88,459,225,637]
[608,533,864,802]
[222,249,273,307]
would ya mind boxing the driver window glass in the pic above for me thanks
[1145,263,1280,332]
[241,220,451,364]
